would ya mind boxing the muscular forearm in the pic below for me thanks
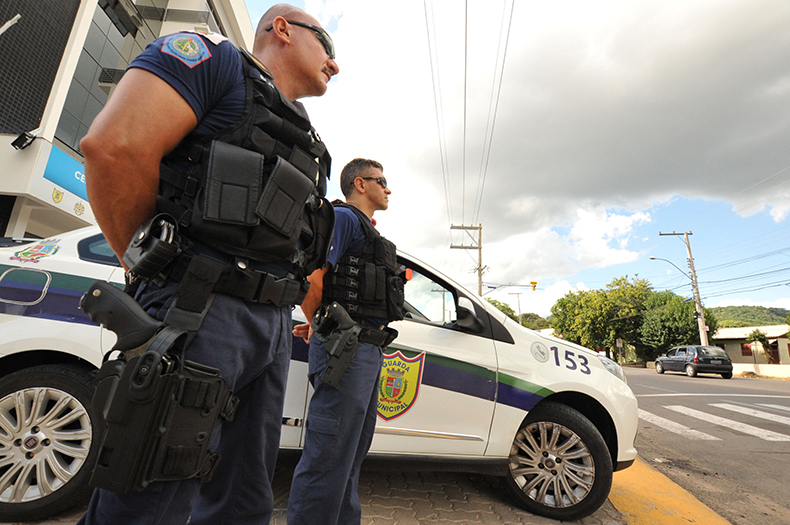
[83,144,158,266]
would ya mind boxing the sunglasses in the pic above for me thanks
[265,20,335,60]
[360,176,387,188]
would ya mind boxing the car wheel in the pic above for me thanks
[685,364,697,377]
[721,372,733,379]
[504,401,613,521]
[0,364,98,522]
[655,362,664,374]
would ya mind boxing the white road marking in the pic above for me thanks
[757,404,790,413]
[638,393,790,399]
[665,405,790,441]
[711,403,790,427]
[638,409,721,441]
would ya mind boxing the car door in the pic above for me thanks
[671,347,687,370]
[368,259,498,456]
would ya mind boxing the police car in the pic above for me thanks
[0,226,638,522]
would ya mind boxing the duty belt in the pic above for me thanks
[357,325,394,347]
[166,251,307,307]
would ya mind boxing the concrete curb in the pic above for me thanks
[609,456,731,524]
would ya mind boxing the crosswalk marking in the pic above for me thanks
[638,409,721,440]
[711,403,790,427]
[665,405,790,442]
[757,403,790,413]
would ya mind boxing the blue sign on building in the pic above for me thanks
[43,145,88,201]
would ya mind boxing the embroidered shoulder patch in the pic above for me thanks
[161,33,211,68]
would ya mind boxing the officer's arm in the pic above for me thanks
[293,266,329,341]
[81,68,198,265]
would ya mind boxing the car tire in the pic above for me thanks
[685,364,697,377]
[504,401,613,521]
[655,362,664,374]
[721,372,733,379]
[0,364,98,522]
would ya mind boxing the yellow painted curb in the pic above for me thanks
[609,456,730,524]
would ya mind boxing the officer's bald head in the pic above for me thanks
[253,4,318,54]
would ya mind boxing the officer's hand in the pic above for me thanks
[293,323,312,344]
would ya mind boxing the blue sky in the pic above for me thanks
[243,0,790,317]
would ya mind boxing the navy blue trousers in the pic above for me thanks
[78,281,292,525]
[287,337,383,525]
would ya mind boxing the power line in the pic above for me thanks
[462,0,468,224]
[422,0,453,227]
[473,0,516,225]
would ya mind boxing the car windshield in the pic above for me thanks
[699,346,728,358]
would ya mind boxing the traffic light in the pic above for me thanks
[530,281,537,291]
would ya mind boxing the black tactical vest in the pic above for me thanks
[156,47,335,280]
[322,202,405,322]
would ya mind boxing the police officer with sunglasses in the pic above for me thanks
[288,159,406,524]
[78,4,338,524]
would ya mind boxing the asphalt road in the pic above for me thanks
[626,366,790,525]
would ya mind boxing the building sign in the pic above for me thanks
[43,145,88,201]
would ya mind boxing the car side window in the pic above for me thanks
[402,267,457,326]
[77,233,120,267]
[667,349,676,357]
[676,349,686,356]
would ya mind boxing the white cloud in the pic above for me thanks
[246,0,790,308]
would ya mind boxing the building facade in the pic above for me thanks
[712,324,790,365]
[0,0,253,238]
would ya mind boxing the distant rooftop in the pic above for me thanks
[713,324,790,340]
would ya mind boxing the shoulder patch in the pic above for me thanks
[161,33,212,68]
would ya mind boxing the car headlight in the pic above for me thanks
[597,356,627,384]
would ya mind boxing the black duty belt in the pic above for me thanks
[166,251,307,307]
[358,325,394,347]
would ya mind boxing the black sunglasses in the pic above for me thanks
[265,20,335,59]
[360,176,387,188]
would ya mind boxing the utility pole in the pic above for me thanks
[509,292,522,324]
[450,224,485,296]
[659,231,708,346]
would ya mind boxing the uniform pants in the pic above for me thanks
[287,337,383,525]
[78,281,292,525]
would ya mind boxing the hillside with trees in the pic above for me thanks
[709,305,789,327]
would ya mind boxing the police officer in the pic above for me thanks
[78,4,338,524]
[288,159,404,524]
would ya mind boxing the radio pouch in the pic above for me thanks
[255,155,315,237]
[202,140,265,226]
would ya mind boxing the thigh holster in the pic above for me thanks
[82,282,239,493]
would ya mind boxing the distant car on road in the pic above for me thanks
[655,345,733,378]
[0,226,639,522]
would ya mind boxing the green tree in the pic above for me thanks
[521,312,550,330]
[638,291,720,361]
[605,276,653,361]
[550,289,613,356]
[486,299,518,322]
[746,329,774,364]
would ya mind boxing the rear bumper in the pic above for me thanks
[696,364,733,374]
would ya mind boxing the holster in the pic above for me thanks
[82,282,238,493]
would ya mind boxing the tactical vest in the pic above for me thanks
[322,202,405,322]
[156,46,335,283]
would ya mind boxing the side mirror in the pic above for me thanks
[456,297,483,332]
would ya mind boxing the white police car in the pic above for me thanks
[0,226,637,522]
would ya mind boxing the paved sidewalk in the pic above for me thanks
[4,461,625,525]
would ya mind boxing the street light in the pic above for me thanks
[649,255,708,345]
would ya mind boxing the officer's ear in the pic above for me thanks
[353,177,367,194]
[269,17,293,44]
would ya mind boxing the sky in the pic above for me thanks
[244,0,790,318]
